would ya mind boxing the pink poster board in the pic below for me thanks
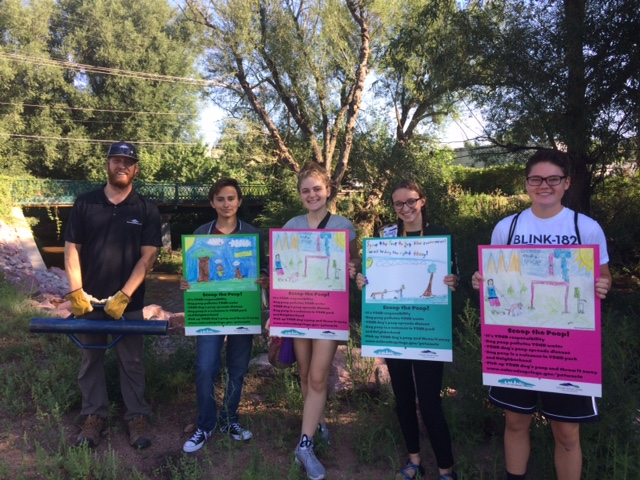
[269,229,350,341]
[479,245,602,397]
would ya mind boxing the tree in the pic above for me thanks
[352,0,487,234]
[467,0,640,213]
[374,0,484,148]
[0,0,79,177]
[182,0,374,193]
[0,0,207,180]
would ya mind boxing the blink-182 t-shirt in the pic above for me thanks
[491,207,609,265]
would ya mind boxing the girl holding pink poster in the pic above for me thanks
[472,149,612,480]
[283,163,359,480]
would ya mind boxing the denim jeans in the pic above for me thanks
[195,334,253,432]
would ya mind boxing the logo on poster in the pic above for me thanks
[558,382,582,393]
[196,327,221,333]
[497,377,535,388]
[281,329,306,336]
[320,330,336,337]
[373,348,402,356]
[418,349,438,359]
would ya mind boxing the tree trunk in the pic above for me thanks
[331,0,371,190]
[563,0,592,214]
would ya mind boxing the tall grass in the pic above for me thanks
[2,276,639,478]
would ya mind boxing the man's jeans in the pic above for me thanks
[195,334,253,432]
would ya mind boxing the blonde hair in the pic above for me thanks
[297,162,332,192]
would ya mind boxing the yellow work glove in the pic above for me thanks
[104,291,131,320]
[65,288,94,317]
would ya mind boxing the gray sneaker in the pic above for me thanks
[295,434,326,480]
[317,422,330,444]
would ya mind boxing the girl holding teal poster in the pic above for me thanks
[354,179,459,480]
[284,163,359,480]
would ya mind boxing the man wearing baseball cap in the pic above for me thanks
[64,141,162,449]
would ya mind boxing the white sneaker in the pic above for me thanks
[183,428,211,453]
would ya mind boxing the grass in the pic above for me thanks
[1,275,639,479]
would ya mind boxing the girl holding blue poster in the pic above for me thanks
[284,162,359,480]
[472,149,612,480]
[354,179,459,480]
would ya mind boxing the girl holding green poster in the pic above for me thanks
[353,179,459,480]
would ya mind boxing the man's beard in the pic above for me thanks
[108,169,134,189]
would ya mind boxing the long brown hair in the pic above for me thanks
[391,179,428,235]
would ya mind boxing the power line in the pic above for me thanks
[0,101,198,117]
[0,133,198,146]
[0,52,226,88]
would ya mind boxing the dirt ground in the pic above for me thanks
[1,371,460,480]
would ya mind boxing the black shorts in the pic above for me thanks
[489,386,599,423]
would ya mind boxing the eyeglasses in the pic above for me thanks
[392,197,422,210]
[526,175,567,186]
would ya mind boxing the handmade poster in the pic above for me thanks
[361,236,453,361]
[479,245,602,396]
[269,229,350,341]
[182,234,261,335]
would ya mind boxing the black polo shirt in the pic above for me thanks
[64,186,162,311]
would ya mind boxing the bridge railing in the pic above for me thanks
[11,179,269,206]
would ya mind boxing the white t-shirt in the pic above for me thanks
[283,214,357,241]
[491,207,609,265]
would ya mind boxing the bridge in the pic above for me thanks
[11,179,270,207]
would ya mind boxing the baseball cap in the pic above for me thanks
[107,142,138,162]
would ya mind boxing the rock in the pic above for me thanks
[249,352,275,376]
[143,304,169,320]
[167,313,185,335]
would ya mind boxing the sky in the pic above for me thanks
[197,102,485,150]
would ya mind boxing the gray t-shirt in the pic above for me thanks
[283,214,357,241]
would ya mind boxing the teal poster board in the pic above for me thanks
[361,236,453,361]
[182,234,261,335]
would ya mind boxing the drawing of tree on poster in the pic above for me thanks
[182,234,259,292]
[364,237,450,305]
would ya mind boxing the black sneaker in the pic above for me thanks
[183,428,212,453]
[220,422,252,441]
